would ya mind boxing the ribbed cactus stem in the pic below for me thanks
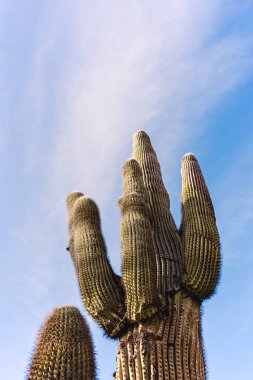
[119,159,159,321]
[116,291,205,380]
[180,154,221,299]
[66,191,84,262]
[67,194,126,337]
[133,131,183,297]
[27,306,95,380]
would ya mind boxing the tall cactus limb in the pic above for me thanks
[133,132,183,297]
[180,153,220,300]
[66,193,126,337]
[119,158,160,322]
[27,131,220,379]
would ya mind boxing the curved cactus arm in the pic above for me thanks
[133,131,183,296]
[180,153,221,300]
[26,306,95,380]
[66,191,84,263]
[66,193,126,337]
[119,159,160,322]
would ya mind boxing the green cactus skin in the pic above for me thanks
[119,159,160,322]
[133,132,183,297]
[30,130,219,379]
[66,193,126,338]
[116,292,205,380]
[65,131,220,379]
[27,306,95,380]
[180,153,220,300]
[112,132,217,379]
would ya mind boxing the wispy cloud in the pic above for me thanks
[17,1,253,204]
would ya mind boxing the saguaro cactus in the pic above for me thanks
[27,131,220,379]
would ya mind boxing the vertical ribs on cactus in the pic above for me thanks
[27,306,95,380]
[28,131,220,379]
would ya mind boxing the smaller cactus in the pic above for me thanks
[27,306,95,380]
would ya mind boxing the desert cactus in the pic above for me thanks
[27,306,95,379]
[27,131,220,379]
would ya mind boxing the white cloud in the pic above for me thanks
[36,1,253,201]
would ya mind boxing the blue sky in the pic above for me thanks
[0,1,253,379]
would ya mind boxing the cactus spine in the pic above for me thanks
[27,131,220,379]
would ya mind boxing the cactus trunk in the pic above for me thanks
[116,292,205,380]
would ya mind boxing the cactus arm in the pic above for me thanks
[119,159,159,322]
[180,153,221,300]
[66,193,126,337]
[133,131,183,296]
[27,306,95,380]
[66,191,84,263]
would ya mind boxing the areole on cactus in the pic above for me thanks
[27,131,221,380]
